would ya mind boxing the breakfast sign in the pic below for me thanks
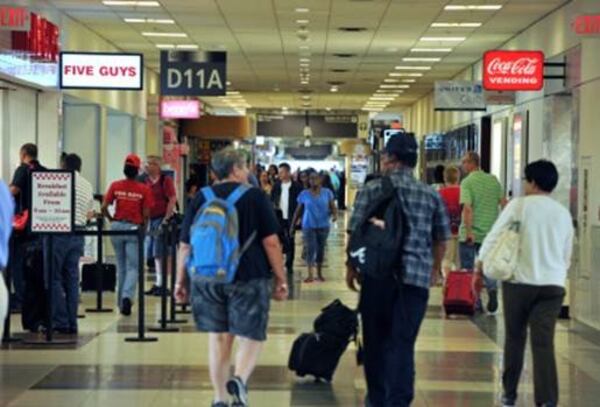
[30,171,74,234]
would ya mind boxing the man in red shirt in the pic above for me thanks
[438,166,461,279]
[142,156,177,296]
[101,154,153,316]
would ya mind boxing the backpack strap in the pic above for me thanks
[226,184,250,206]
[200,187,216,202]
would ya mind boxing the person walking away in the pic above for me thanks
[0,180,14,339]
[271,163,303,275]
[459,151,506,314]
[174,148,288,407]
[8,143,46,312]
[142,156,177,297]
[290,171,337,283]
[432,164,445,191]
[347,133,449,407]
[438,166,461,280]
[50,154,94,334]
[476,160,573,407]
[101,154,153,316]
[185,163,205,202]
[259,171,272,196]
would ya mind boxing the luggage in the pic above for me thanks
[21,241,47,332]
[313,299,358,340]
[288,332,349,382]
[81,263,116,292]
[443,270,478,316]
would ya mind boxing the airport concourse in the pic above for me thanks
[1,1,600,406]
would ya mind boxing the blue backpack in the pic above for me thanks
[187,185,256,283]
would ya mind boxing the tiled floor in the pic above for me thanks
[1,216,600,406]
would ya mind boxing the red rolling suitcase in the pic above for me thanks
[443,270,478,317]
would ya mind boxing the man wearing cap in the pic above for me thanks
[101,154,153,316]
[347,133,450,407]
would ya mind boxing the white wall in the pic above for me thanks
[105,113,134,190]
[63,103,100,192]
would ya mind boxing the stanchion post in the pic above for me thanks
[86,216,112,313]
[2,237,22,344]
[149,222,178,333]
[125,226,158,343]
[168,221,187,324]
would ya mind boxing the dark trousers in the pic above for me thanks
[50,235,84,331]
[8,234,35,308]
[280,219,295,273]
[502,282,565,405]
[359,275,429,407]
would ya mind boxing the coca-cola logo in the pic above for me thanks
[483,50,544,91]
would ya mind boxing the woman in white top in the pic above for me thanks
[476,160,574,407]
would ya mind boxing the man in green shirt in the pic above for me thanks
[459,152,506,314]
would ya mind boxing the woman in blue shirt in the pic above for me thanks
[290,171,337,283]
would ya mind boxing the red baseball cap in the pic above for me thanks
[125,154,141,169]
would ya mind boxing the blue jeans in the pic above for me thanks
[459,242,498,291]
[360,276,429,407]
[111,221,140,305]
[303,228,329,267]
[50,235,84,331]
[145,217,165,259]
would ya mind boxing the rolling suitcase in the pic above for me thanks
[288,332,349,382]
[81,263,116,292]
[444,270,478,317]
[21,242,47,332]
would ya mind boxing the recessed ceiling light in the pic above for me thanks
[410,48,452,53]
[124,18,175,24]
[420,37,466,42]
[395,66,431,70]
[431,22,482,28]
[384,79,400,83]
[444,5,502,11]
[295,7,310,13]
[380,84,410,89]
[296,19,309,24]
[142,32,187,38]
[103,1,160,6]
[402,57,441,62]
[389,72,423,77]
[177,44,199,50]
[402,79,416,83]
[326,107,331,111]
[330,87,339,92]
[155,44,175,49]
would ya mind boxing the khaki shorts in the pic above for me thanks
[442,236,460,275]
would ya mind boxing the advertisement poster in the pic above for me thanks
[162,126,181,189]
[30,171,74,233]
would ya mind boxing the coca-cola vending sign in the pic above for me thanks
[483,50,545,91]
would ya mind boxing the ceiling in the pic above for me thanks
[47,0,569,113]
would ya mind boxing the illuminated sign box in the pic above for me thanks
[0,6,30,31]
[572,15,600,35]
[483,50,544,92]
[59,52,143,90]
[160,99,201,119]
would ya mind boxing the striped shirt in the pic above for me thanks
[459,170,503,243]
[74,172,94,227]
[349,168,450,289]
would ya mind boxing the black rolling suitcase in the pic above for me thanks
[21,242,47,332]
[288,332,349,382]
[81,263,117,292]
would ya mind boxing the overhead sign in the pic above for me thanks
[257,114,358,138]
[160,51,227,96]
[0,6,30,31]
[485,90,516,105]
[434,81,486,111]
[483,50,545,91]
[30,171,75,234]
[11,13,59,62]
[571,15,600,35]
[160,99,201,119]
[59,52,143,90]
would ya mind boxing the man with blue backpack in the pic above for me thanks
[175,148,288,407]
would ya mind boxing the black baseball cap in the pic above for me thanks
[384,132,418,157]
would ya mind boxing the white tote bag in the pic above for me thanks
[481,198,525,282]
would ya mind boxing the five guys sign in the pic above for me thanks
[483,50,545,91]
[59,52,144,90]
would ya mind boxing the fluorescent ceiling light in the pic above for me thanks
[299,45,310,50]
[420,36,466,42]
[384,79,399,83]
[295,7,310,13]
[299,58,310,62]
[326,107,331,111]
[410,48,452,53]
[296,19,309,24]
[124,18,174,24]
[444,5,502,11]
[330,88,339,92]
[282,106,288,110]
[177,44,199,50]
[155,44,174,49]
[402,57,441,62]
[395,65,431,70]
[431,22,482,28]
[389,72,423,77]
[402,79,416,83]
[376,90,403,94]
[103,1,160,6]
[301,81,309,84]
[142,32,187,38]
[370,97,395,101]
[380,84,410,89]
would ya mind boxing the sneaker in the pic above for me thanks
[153,286,171,297]
[226,376,248,407]
[145,285,160,296]
[121,298,132,316]
[303,277,314,284]
[487,290,499,315]
[211,402,229,407]
[501,395,515,406]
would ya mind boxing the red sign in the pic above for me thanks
[483,50,545,91]
[572,15,600,35]
[11,13,59,62]
[0,6,30,31]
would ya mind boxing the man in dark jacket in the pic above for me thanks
[271,162,303,274]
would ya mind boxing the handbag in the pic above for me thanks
[481,198,525,281]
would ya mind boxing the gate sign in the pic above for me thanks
[483,50,544,91]
[160,51,227,96]
[30,171,75,234]
[60,52,144,90]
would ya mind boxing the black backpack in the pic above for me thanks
[313,299,358,341]
[347,176,407,280]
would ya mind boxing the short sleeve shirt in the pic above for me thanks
[297,188,334,229]
[104,179,153,225]
[439,185,461,236]
[145,175,176,219]
[459,171,503,243]
[179,182,280,281]
[11,160,44,214]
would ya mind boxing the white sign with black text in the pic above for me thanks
[434,81,486,111]
[30,171,74,234]
[59,52,144,90]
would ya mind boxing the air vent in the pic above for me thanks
[338,27,368,32]
[333,53,357,58]
[330,69,349,73]
[327,81,345,86]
